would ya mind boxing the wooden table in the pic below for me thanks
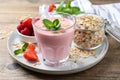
[0,0,120,80]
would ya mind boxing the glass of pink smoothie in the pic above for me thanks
[32,13,75,66]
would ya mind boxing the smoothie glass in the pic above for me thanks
[32,13,75,66]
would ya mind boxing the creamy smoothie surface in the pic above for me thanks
[35,18,73,31]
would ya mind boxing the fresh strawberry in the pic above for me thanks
[27,43,35,51]
[22,18,33,29]
[48,4,56,12]
[20,27,31,36]
[32,32,34,36]
[30,28,34,36]
[23,50,38,61]
[17,17,35,36]
[17,24,24,32]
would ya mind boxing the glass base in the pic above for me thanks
[43,56,68,67]
[74,42,102,50]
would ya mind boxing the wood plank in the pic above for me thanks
[91,0,120,4]
[0,0,120,80]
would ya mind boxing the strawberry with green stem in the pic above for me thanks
[14,43,38,61]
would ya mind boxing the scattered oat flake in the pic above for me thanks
[0,31,12,40]
[33,61,41,66]
[0,24,14,40]
[12,42,23,49]
[19,15,32,21]
[69,47,96,59]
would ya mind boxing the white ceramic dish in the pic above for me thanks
[16,29,36,43]
[7,30,109,75]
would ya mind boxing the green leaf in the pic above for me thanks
[56,0,64,12]
[63,8,73,14]
[43,19,53,29]
[22,42,28,52]
[14,49,23,55]
[71,7,84,14]
[74,11,84,15]
[56,6,65,13]
[42,19,61,31]
[53,19,59,26]
[59,0,64,7]
[71,7,80,12]
[55,0,84,15]
[66,0,71,8]
[53,19,60,30]
[55,24,61,30]
[50,25,61,31]
[14,42,28,55]
[71,7,80,15]
[50,27,57,31]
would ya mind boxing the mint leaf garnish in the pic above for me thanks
[22,43,28,52]
[53,19,59,26]
[14,49,23,55]
[43,19,53,29]
[56,0,65,13]
[56,0,84,15]
[63,8,73,14]
[66,0,71,8]
[43,19,61,31]
[71,7,81,15]
[59,0,64,8]
[14,42,28,55]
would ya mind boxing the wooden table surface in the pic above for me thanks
[0,0,120,80]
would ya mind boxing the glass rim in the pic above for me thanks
[75,13,105,31]
[32,13,76,33]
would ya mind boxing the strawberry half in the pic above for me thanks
[27,43,36,51]
[23,50,38,61]
[23,43,38,61]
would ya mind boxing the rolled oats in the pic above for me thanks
[69,47,96,62]
[74,15,105,49]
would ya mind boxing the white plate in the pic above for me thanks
[7,31,109,75]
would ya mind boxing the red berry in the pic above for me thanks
[22,18,33,29]
[17,17,35,36]
[23,50,38,61]
[20,27,31,36]
[48,4,56,12]
[32,32,34,36]
[17,24,24,32]
[27,43,36,51]
[28,28,33,36]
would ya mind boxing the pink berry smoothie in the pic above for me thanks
[33,16,75,66]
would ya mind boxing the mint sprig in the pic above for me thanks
[14,42,28,55]
[56,0,84,15]
[43,19,61,31]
